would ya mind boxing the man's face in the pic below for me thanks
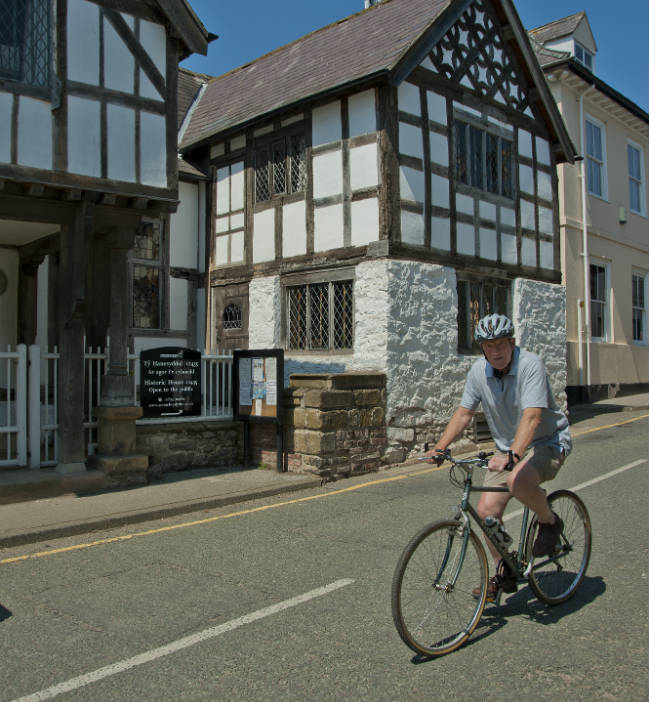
[481,337,515,371]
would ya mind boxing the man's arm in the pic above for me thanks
[488,406,542,472]
[425,406,475,462]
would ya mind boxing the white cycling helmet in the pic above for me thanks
[474,313,515,344]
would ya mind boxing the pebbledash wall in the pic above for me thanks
[249,261,567,463]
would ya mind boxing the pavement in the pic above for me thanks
[0,392,647,549]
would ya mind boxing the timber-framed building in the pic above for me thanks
[179,0,576,451]
[0,0,210,472]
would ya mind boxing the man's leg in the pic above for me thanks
[476,488,511,565]
[507,447,566,556]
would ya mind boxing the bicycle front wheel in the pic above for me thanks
[391,520,488,657]
[525,490,592,605]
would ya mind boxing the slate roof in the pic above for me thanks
[527,11,585,45]
[180,0,452,148]
[527,36,571,69]
[177,68,209,129]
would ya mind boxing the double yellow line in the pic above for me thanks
[2,412,647,567]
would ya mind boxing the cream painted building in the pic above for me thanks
[530,12,649,403]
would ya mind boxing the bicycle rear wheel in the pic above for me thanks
[391,520,488,657]
[525,490,592,605]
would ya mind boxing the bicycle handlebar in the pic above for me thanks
[419,443,515,471]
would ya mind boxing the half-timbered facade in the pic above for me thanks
[180,0,576,452]
[0,0,209,471]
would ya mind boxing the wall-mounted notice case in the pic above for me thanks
[233,349,284,470]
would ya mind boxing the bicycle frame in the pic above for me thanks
[453,466,531,580]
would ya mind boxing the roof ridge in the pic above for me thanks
[528,10,585,38]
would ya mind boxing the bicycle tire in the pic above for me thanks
[391,520,488,657]
[524,490,592,605]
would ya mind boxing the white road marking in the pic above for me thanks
[9,579,355,702]
[503,458,648,522]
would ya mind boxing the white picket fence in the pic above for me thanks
[0,344,234,469]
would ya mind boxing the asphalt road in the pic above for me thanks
[1,410,647,702]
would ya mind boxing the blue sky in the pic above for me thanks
[181,0,649,113]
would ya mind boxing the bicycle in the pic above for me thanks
[391,449,592,657]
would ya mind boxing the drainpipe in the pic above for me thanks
[578,84,595,399]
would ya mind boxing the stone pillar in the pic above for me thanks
[93,225,148,485]
[57,201,89,474]
[93,406,148,486]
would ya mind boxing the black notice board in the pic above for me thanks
[233,349,285,471]
[140,347,201,418]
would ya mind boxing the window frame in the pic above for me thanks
[574,42,594,71]
[130,218,166,331]
[632,271,648,345]
[282,268,355,353]
[0,0,53,92]
[589,261,609,342]
[254,130,306,204]
[627,140,646,217]
[585,115,608,200]
[456,276,512,355]
[454,116,514,200]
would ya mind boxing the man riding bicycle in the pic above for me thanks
[425,313,572,601]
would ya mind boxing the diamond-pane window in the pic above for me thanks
[131,220,163,330]
[255,133,305,203]
[272,141,286,194]
[288,286,307,349]
[0,0,51,88]
[286,280,353,351]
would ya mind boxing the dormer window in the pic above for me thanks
[574,42,594,71]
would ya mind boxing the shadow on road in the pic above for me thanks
[0,602,12,622]
[410,575,605,664]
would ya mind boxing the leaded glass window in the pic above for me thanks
[255,133,306,203]
[286,279,353,351]
[0,0,51,88]
[457,278,510,353]
[131,220,163,329]
[455,119,513,199]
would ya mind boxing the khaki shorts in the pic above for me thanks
[483,444,566,488]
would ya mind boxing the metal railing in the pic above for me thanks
[0,344,234,468]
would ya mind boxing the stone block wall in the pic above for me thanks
[136,420,242,476]
[284,372,388,480]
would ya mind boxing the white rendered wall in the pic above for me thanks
[251,262,568,448]
[107,105,136,182]
[17,97,52,170]
[104,15,134,93]
[140,112,167,187]
[282,201,307,258]
[248,277,281,348]
[170,181,199,269]
[513,278,568,409]
[169,277,188,332]
[67,0,100,86]
[139,20,166,100]
[67,96,101,177]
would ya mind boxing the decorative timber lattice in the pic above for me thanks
[428,0,533,116]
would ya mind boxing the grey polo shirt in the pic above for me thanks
[460,347,572,455]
